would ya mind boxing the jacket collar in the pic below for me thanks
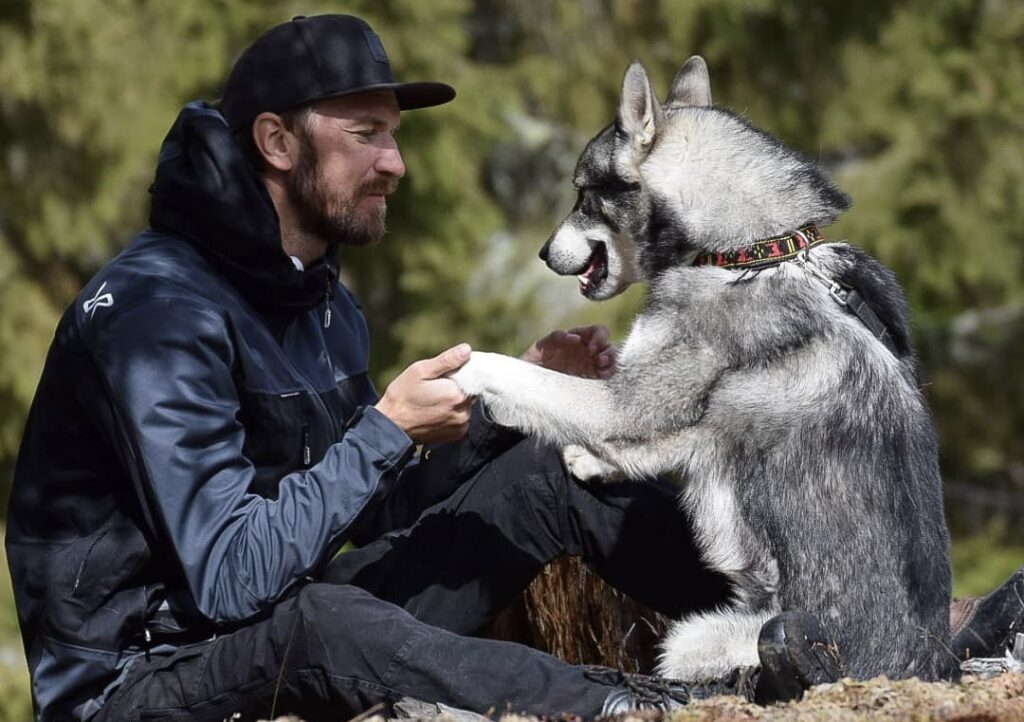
[148,101,337,315]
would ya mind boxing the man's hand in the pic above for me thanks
[375,344,474,443]
[521,325,617,379]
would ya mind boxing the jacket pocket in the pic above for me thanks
[236,386,317,497]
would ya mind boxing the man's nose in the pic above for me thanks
[377,143,406,178]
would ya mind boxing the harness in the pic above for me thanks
[692,225,898,356]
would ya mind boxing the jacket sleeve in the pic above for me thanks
[87,297,414,625]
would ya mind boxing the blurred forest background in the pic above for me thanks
[0,0,1022,718]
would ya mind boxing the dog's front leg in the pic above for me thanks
[562,444,626,483]
[450,351,623,449]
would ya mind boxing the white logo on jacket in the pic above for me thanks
[83,281,114,317]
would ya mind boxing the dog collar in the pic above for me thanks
[695,225,900,357]
[693,225,827,270]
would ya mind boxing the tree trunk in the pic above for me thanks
[483,555,667,674]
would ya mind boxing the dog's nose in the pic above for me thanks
[538,238,551,262]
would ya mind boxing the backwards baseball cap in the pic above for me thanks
[219,14,456,130]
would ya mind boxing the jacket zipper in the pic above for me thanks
[323,275,333,328]
[301,425,311,467]
[268,281,342,446]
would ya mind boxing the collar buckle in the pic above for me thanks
[828,282,849,306]
[795,248,848,306]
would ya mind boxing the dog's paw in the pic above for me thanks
[562,445,625,483]
[448,353,489,396]
[449,353,517,426]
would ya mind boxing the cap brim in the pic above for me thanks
[308,81,456,111]
[392,81,457,110]
[219,81,457,130]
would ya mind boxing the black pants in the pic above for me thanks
[94,440,729,721]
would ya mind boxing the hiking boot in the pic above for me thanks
[587,665,759,715]
[952,566,1024,660]
[754,610,844,704]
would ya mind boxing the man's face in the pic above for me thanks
[287,90,405,247]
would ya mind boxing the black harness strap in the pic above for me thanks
[792,244,899,358]
[844,287,898,356]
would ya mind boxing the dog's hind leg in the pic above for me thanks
[657,607,778,681]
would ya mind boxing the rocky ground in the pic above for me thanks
[260,670,1024,722]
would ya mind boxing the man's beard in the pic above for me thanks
[286,132,397,248]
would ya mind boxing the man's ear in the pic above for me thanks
[251,112,298,172]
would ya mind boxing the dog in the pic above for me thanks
[451,56,958,683]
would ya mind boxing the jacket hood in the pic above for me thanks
[149,101,336,313]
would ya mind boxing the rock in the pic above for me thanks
[960,632,1024,678]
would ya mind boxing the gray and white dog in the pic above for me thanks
[452,57,956,682]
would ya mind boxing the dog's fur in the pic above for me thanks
[452,57,956,682]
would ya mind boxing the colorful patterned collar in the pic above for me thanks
[693,225,827,270]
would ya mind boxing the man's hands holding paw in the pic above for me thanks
[375,343,474,443]
[376,326,616,443]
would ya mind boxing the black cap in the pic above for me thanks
[220,14,456,130]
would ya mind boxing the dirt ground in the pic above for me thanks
[659,671,1024,721]
[262,671,1024,722]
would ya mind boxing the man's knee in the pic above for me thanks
[293,583,421,675]
[480,439,568,496]
[295,583,410,636]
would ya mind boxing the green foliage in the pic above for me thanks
[0,529,31,722]
[0,657,31,722]
[952,524,1024,598]
[824,0,1024,322]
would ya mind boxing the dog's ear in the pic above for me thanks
[666,56,712,107]
[618,61,663,151]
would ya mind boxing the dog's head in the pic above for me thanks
[539,57,714,300]
[540,57,850,300]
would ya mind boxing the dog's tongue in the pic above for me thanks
[578,244,607,292]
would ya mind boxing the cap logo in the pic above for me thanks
[363,30,389,64]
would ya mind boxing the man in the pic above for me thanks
[6,13,1021,722]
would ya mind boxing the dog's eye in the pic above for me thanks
[580,192,600,216]
[604,179,641,194]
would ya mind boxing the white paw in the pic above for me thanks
[562,445,625,483]
[449,353,517,426]
[449,353,488,396]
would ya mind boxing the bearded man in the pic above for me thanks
[7,13,1022,722]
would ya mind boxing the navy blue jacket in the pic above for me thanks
[6,103,425,720]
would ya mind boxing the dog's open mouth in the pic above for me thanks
[578,243,608,296]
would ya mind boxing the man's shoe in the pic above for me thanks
[952,566,1024,660]
[754,610,844,704]
[587,665,759,715]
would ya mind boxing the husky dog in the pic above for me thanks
[452,57,957,683]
